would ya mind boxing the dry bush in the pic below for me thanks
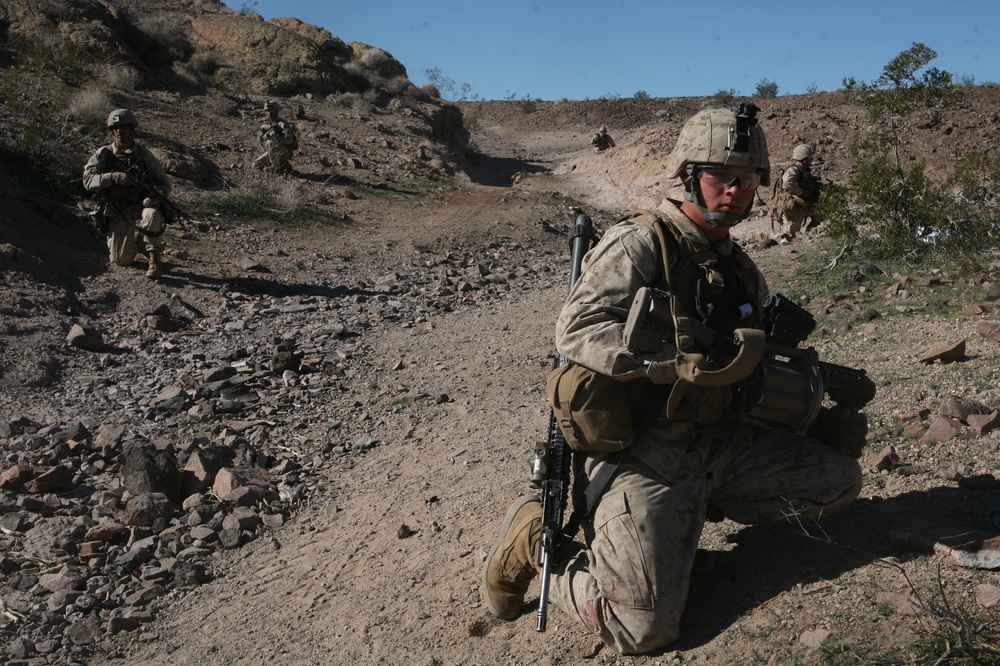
[135,17,194,66]
[333,92,362,109]
[67,88,111,125]
[188,52,219,76]
[342,62,373,92]
[421,82,440,100]
[385,75,415,96]
[103,66,141,91]
[357,48,404,79]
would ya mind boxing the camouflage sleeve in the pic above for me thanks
[782,164,805,197]
[555,224,676,380]
[81,146,117,193]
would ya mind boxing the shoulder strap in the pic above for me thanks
[622,210,679,291]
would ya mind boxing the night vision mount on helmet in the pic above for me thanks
[664,103,770,227]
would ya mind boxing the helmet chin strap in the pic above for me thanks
[683,169,754,228]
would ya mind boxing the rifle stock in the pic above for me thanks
[535,212,596,632]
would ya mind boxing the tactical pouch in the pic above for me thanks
[546,362,657,453]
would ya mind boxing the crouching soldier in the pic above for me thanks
[252,100,298,174]
[83,109,171,279]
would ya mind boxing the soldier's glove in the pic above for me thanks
[111,172,131,186]
[683,385,733,423]
[810,406,868,458]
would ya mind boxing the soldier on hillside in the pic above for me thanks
[83,109,171,279]
[772,143,824,237]
[591,125,616,152]
[252,100,298,174]
[482,105,868,654]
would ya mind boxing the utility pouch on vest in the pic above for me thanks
[546,362,657,453]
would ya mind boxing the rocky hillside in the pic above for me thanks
[4,2,1000,665]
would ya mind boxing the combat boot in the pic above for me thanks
[146,250,162,279]
[482,496,542,620]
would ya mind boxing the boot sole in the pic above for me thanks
[481,495,540,619]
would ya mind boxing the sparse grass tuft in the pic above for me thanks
[67,88,111,126]
[104,65,141,91]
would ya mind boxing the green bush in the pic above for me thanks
[754,78,779,98]
[821,43,998,259]
[711,88,739,106]
[633,90,650,99]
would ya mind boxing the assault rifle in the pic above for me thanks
[99,149,191,227]
[529,211,597,633]
[262,123,285,142]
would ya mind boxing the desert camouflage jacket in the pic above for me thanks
[555,199,769,383]
[258,118,296,147]
[82,142,170,205]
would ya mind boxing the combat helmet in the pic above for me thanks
[792,143,815,161]
[107,108,138,129]
[664,103,770,226]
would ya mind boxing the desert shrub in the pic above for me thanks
[104,65,141,91]
[385,75,415,96]
[8,32,92,86]
[517,96,538,114]
[421,82,440,99]
[823,43,982,260]
[188,51,219,76]
[754,78,778,98]
[342,62,373,92]
[67,88,111,125]
[134,17,194,67]
[169,63,200,88]
[210,188,274,219]
[333,92,362,109]
[711,88,739,106]
[633,90,650,99]
[422,67,480,102]
[806,81,819,94]
[357,48,405,80]
[0,74,90,195]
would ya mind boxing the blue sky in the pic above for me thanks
[226,0,997,101]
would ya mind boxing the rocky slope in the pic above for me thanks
[3,2,1000,664]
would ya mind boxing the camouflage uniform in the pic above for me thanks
[482,107,865,655]
[252,102,297,173]
[83,135,170,271]
[592,126,616,151]
[546,199,862,653]
[775,145,823,235]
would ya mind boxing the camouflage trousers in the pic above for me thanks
[252,142,293,173]
[779,197,823,236]
[107,204,165,267]
[548,418,862,655]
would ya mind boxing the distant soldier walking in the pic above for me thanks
[252,100,298,174]
[83,109,171,279]
[772,143,823,237]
